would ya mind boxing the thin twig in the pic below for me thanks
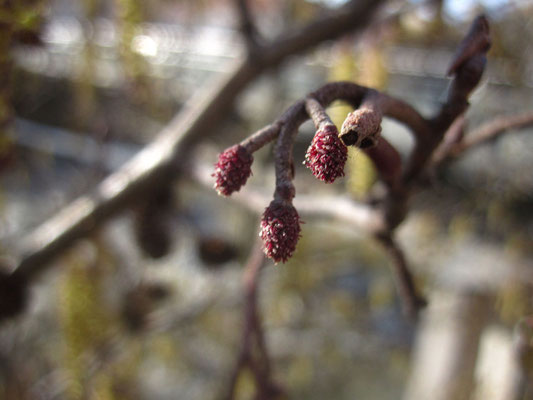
[223,238,281,400]
[305,97,335,129]
[426,111,533,177]
[445,111,533,160]
[364,136,402,189]
[241,123,282,153]
[274,103,306,200]
[431,114,466,166]
[446,15,491,77]
[235,0,261,51]
[403,16,490,183]
[376,234,427,319]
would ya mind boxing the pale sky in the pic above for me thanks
[445,0,508,18]
[315,0,532,21]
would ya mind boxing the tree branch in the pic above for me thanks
[430,114,466,166]
[10,0,387,283]
[235,0,261,51]
[376,234,427,319]
[403,15,490,183]
[440,111,533,161]
[235,82,429,162]
[223,237,282,400]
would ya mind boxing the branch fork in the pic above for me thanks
[213,15,492,318]
[2,9,500,325]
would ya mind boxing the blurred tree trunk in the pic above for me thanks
[404,289,491,400]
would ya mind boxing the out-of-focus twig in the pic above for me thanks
[223,238,283,400]
[514,316,533,399]
[235,0,261,51]
[435,111,533,164]
[431,114,466,166]
[446,15,491,77]
[403,15,490,183]
[376,234,427,319]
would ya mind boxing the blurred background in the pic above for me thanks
[1,0,533,399]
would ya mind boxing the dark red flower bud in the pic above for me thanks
[260,200,301,263]
[304,124,347,183]
[213,145,253,196]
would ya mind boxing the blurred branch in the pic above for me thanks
[435,111,533,164]
[376,234,427,319]
[235,0,261,51]
[430,114,466,166]
[405,291,492,400]
[0,2,16,175]
[236,82,429,156]
[10,0,386,285]
[403,15,490,183]
[514,316,533,399]
[223,238,283,400]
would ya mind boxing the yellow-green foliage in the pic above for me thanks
[58,238,141,400]
[497,231,533,325]
[115,0,150,102]
[328,290,357,320]
[0,0,44,154]
[234,368,256,400]
[367,275,394,309]
[496,280,530,325]
[345,148,377,199]
[286,356,314,389]
[71,0,99,128]
[448,213,475,241]
[0,1,43,35]
[148,335,182,369]
[59,243,113,399]
[0,3,14,144]
[356,45,388,89]
[287,0,320,23]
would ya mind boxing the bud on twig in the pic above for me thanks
[213,144,254,196]
[305,124,347,183]
[340,108,382,148]
[260,200,301,263]
[447,15,491,77]
[304,97,347,183]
